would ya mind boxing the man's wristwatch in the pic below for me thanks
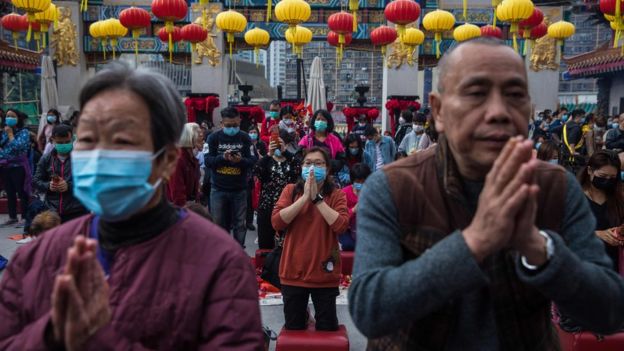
[521,230,555,270]
[312,194,324,205]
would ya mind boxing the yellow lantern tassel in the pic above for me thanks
[512,32,518,52]
[352,11,357,32]
[227,33,234,58]
[381,45,386,56]
[463,0,467,20]
[266,0,272,22]
[523,38,527,56]
[80,0,87,12]
[255,46,259,67]
[493,7,497,27]
[12,32,18,49]
[35,33,40,51]
[203,8,208,29]
[435,32,441,59]
[101,40,107,60]
[42,31,46,48]
[132,29,140,58]
[397,25,405,38]
[111,38,117,59]
[168,32,173,63]
[26,22,32,42]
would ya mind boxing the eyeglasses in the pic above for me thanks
[303,161,326,167]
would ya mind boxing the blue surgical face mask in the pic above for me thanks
[249,132,258,140]
[353,182,363,191]
[349,147,359,156]
[548,159,558,165]
[5,117,17,127]
[55,142,73,154]
[314,120,328,132]
[47,115,57,124]
[223,126,240,136]
[274,149,282,157]
[269,111,279,119]
[613,123,620,129]
[71,149,163,222]
[535,142,542,150]
[562,114,569,122]
[301,165,326,182]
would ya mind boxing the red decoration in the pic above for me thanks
[519,22,547,39]
[519,8,543,29]
[181,23,208,47]
[1,14,28,48]
[327,31,352,47]
[600,0,624,16]
[120,7,151,35]
[151,0,188,22]
[343,107,380,132]
[480,25,503,39]
[184,96,219,123]
[384,0,421,28]
[234,106,265,125]
[158,26,182,42]
[385,98,421,134]
[370,25,398,46]
[328,12,354,34]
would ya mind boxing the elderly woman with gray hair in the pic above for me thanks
[166,122,202,206]
[0,62,264,351]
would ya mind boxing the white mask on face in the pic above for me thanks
[413,124,424,133]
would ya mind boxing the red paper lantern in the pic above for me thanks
[152,0,187,62]
[119,7,151,57]
[370,25,398,56]
[520,21,547,39]
[181,23,208,51]
[120,7,151,37]
[1,13,29,48]
[384,0,421,36]
[152,0,188,23]
[480,25,503,39]
[328,12,353,35]
[158,26,182,42]
[600,0,624,16]
[519,8,544,38]
[327,31,352,46]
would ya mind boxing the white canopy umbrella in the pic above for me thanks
[306,56,326,114]
[39,55,59,136]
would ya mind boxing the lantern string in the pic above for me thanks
[492,7,497,27]
[266,0,271,23]
[523,38,527,55]
[463,0,468,21]
[27,22,32,42]
[102,40,107,60]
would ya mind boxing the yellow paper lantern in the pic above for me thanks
[453,23,481,42]
[216,9,248,58]
[100,18,128,59]
[547,20,574,62]
[422,9,455,58]
[89,20,108,59]
[12,0,51,41]
[244,27,270,66]
[496,0,534,51]
[285,25,312,58]
[275,0,311,34]
[401,27,424,65]
[34,2,58,48]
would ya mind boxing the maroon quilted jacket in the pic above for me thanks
[0,212,264,351]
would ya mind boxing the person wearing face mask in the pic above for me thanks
[37,108,61,154]
[261,100,282,144]
[0,62,264,350]
[166,123,202,207]
[272,147,349,332]
[277,105,298,134]
[535,141,560,165]
[578,151,624,272]
[253,136,299,250]
[398,113,427,155]
[336,134,371,186]
[339,163,371,252]
[299,110,346,172]
[394,110,413,146]
[31,124,87,228]
[352,114,370,142]
[605,113,624,152]
[206,107,256,247]
[246,125,266,231]
[0,109,32,227]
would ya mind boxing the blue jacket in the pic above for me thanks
[364,136,396,171]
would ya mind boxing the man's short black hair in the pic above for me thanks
[270,100,281,106]
[221,107,240,119]
[364,125,378,137]
[400,110,413,123]
[52,124,73,138]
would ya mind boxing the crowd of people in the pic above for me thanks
[0,36,624,350]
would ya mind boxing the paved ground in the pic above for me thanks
[0,214,367,350]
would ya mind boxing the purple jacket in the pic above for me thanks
[0,212,264,351]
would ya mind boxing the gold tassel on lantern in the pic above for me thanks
[349,0,359,32]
